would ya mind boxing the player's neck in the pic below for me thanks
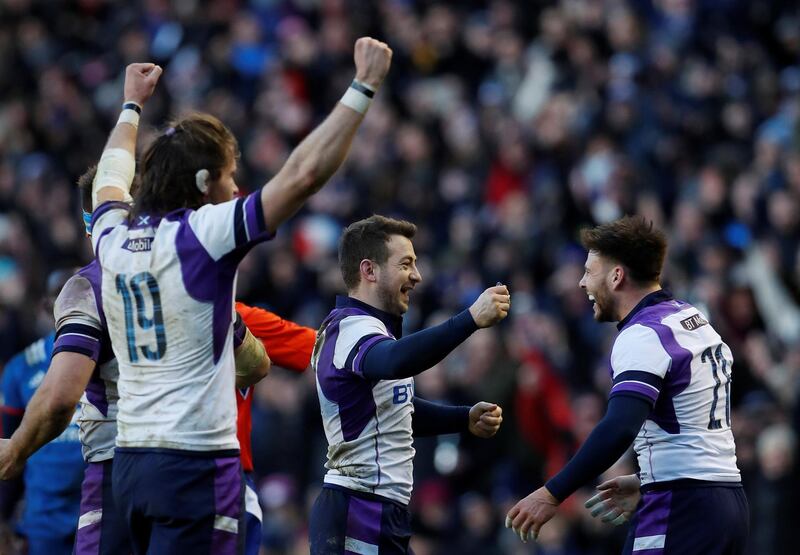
[615,284,663,322]
[349,288,385,313]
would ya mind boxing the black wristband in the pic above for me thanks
[122,102,142,114]
[350,81,375,98]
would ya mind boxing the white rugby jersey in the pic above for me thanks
[609,290,740,485]
[90,192,272,451]
[312,297,415,505]
[52,261,119,463]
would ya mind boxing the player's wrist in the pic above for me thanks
[118,101,142,129]
[340,79,376,115]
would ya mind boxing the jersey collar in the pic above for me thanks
[616,289,673,330]
[335,296,404,338]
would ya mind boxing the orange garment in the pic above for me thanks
[234,302,316,472]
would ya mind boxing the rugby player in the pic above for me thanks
[309,215,508,554]
[0,271,85,555]
[506,216,748,554]
[88,37,390,553]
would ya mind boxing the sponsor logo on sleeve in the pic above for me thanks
[680,313,708,331]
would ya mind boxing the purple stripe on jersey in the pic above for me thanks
[352,335,392,377]
[174,216,234,364]
[317,312,378,442]
[244,190,270,241]
[211,456,243,555]
[75,462,105,555]
[346,496,382,548]
[633,489,671,546]
[645,321,693,434]
[90,201,131,228]
[85,375,109,416]
[77,261,115,365]
[611,381,659,404]
[54,334,100,362]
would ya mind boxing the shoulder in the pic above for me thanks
[337,314,390,342]
[54,273,98,324]
[611,324,670,376]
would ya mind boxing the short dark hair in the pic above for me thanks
[580,215,668,284]
[339,215,417,290]
[76,165,97,213]
[133,113,238,218]
[77,165,141,214]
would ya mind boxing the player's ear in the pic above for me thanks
[359,259,378,283]
[610,265,625,290]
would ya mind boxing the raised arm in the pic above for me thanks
[92,63,162,209]
[0,353,95,480]
[259,37,392,234]
[360,285,510,380]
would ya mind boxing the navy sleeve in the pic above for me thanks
[412,397,470,437]
[360,310,478,380]
[545,394,651,502]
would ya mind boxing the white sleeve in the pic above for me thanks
[609,324,671,404]
[53,274,104,363]
[187,190,273,261]
[332,315,392,376]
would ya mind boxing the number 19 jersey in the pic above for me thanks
[608,290,740,485]
[91,192,272,452]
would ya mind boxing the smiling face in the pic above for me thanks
[374,234,422,315]
[579,250,620,322]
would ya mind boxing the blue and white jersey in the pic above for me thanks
[52,261,119,463]
[312,297,415,505]
[609,290,740,485]
[90,192,272,452]
[2,333,85,539]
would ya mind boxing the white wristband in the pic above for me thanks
[117,101,141,129]
[339,80,376,115]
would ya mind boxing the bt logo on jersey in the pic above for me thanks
[393,384,413,404]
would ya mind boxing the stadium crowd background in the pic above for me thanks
[0,0,798,553]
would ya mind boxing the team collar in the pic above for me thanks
[616,289,674,330]
[335,296,404,338]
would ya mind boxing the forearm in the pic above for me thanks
[412,397,470,437]
[235,327,270,388]
[261,103,364,233]
[93,114,138,208]
[7,393,75,462]
[545,395,650,502]
[361,310,478,380]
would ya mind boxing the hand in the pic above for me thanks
[353,37,392,90]
[585,474,641,526]
[123,63,163,106]
[0,439,24,481]
[468,402,503,438]
[468,285,510,328]
[506,486,560,543]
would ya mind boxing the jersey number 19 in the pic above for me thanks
[115,272,167,362]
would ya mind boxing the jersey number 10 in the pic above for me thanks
[702,344,731,430]
[115,272,167,362]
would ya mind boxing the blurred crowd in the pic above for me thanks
[1,0,799,553]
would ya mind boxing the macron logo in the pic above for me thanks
[123,237,153,253]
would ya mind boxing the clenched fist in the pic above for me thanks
[468,402,503,438]
[124,63,163,107]
[353,37,392,90]
[468,284,511,328]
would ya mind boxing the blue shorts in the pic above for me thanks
[243,473,262,555]
[309,485,413,555]
[623,481,749,555]
[112,448,244,555]
[25,534,74,555]
[74,460,130,555]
